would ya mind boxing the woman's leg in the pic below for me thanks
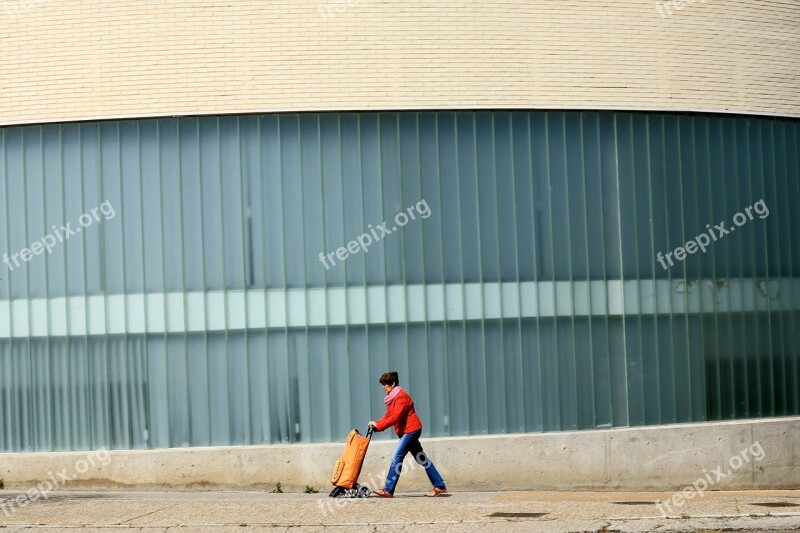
[383,431,420,494]
[408,439,446,489]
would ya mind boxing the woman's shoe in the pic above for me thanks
[373,488,393,498]
[425,487,447,497]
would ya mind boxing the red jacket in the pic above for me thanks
[375,389,423,437]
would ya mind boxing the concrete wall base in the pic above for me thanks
[1,417,798,492]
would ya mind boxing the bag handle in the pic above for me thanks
[348,426,375,443]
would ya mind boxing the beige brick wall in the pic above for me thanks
[0,0,798,126]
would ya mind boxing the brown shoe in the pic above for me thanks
[425,487,447,497]
[373,488,393,498]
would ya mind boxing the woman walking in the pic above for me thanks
[368,371,447,498]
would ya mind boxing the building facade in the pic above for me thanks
[0,1,799,453]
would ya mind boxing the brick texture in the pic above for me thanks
[0,0,798,125]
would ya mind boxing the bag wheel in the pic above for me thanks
[358,485,371,498]
[329,486,345,498]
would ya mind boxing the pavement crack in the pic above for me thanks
[116,502,178,525]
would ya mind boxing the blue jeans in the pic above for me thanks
[384,429,445,494]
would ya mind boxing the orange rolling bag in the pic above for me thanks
[329,426,374,498]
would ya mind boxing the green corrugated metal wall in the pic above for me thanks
[0,111,798,451]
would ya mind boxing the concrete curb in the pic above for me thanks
[0,416,798,492]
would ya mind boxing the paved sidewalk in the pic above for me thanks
[0,489,799,532]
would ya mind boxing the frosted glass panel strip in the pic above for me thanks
[0,301,10,337]
[4,278,799,338]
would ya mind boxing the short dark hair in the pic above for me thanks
[379,371,399,387]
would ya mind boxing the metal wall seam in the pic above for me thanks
[543,112,561,430]
[470,112,489,434]
[354,113,371,438]
[430,112,452,436]
[194,119,212,446]
[788,123,800,412]
[90,124,102,449]
[711,120,736,418]
[136,121,151,449]
[693,117,720,420]
[96,123,109,446]
[237,116,253,443]
[759,120,776,416]
[314,114,331,442]
[594,113,612,428]
[644,115,662,424]
[218,117,232,443]
[62,126,74,449]
[691,117,707,421]
[20,127,33,450]
[577,113,597,428]
[176,119,193,446]
[297,114,312,443]
[562,112,579,430]
[214,117,231,445]
[745,120,763,417]
[1,129,14,449]
[277,115,293,442]
[680,117,705,420]
[27,127,41,449]
[451,112,470,435]
[114,123,127,448]
[667,116,685,422]
[377,112,397,437]
[731,118,751,417]
[42,126,55,450]
[509,113,525,433]
[154,120,171,446]
[489,112,508,434]
[335,113,352,436]
[256,116,272,444]
[527,113,544,432]
[612,114,629,427]
[630,114,645,426]
[767,120,787,415]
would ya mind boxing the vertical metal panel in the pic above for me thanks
[0,111,798,451]
[787,122,800,414]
